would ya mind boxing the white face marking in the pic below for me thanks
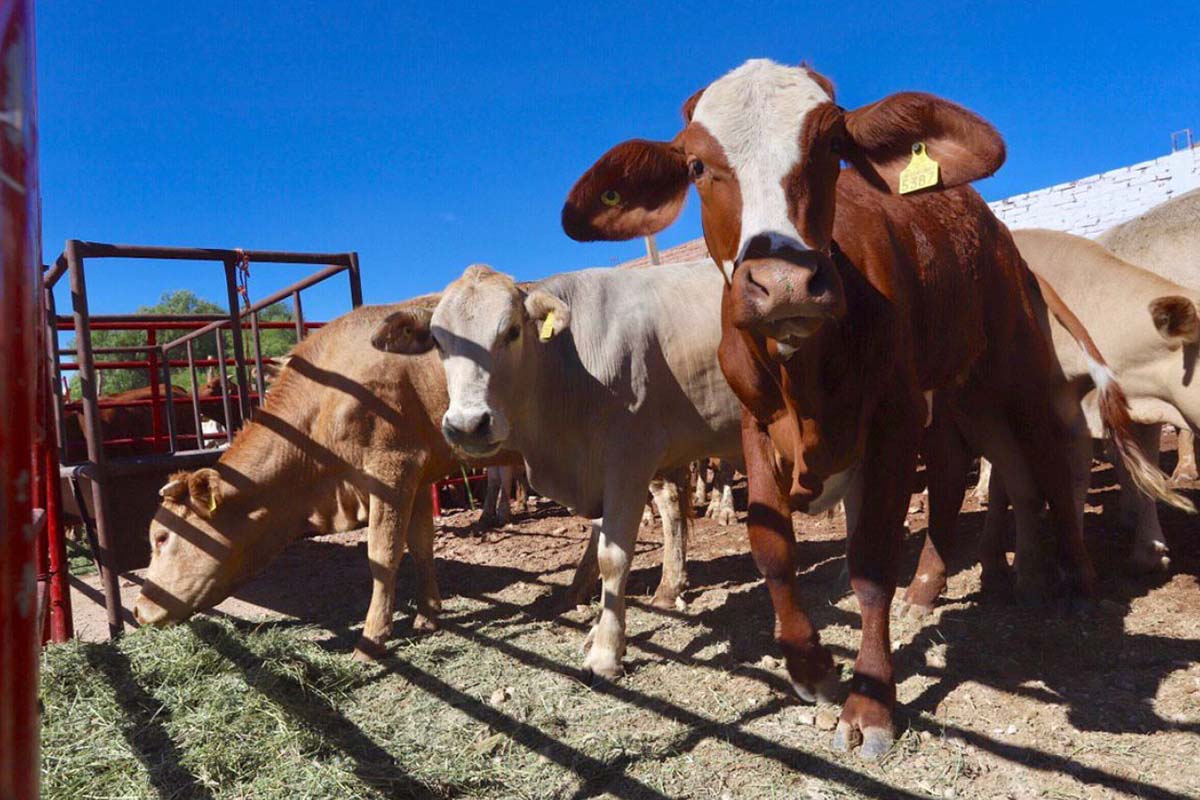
[431,277,516,450]
[692,59,832,262]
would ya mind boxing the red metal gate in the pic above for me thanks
[0,0,43,795]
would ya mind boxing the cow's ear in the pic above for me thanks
[1149,296,1200,345]
[562,138,689,241]
[844,92,1005,194]
[524,290,571,341]
[187,468,223,518]
[158,475,189,501]
[371,307,435,355]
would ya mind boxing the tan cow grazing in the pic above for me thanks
[132,300,485,660]
[561,59,1158,758]
[1099,187,1200,483]
[371,259,744,680]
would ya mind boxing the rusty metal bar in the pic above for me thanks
[44,285,67,459]
[159,262,346,354]
[146,329,162,449]
[186,339,204,448]
[65,240,123,638]
[250,308,266,401]
[214,330,233,443]
[68,240,354,266]
[222,258,252,429]
[347,251,363,307]
[293,291,305,341]
[59,315,304,329]
[160,345,178,453]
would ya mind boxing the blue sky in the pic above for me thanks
[38,2,1199,323]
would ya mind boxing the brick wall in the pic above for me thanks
[987,145,1200,237]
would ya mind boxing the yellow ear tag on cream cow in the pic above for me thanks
[208,495,218,513]
[539,310,557,342]
[898,142,940,194]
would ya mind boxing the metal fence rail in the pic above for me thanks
[43,240,362,639]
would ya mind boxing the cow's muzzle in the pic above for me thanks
[730,244,844,342]
[442,407,508,457]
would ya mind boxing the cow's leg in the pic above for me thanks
[562,523,600,610]
[996,396,1095,604]
[514,466,530,514]
[713,459,737,525]
[1119,423,1172,573]
[496,465,513,526]
[1172,428,1198,483]
[694,463,709,507]
[973,457,993,503]
[478,467,501,530]
[901,411,971,616]
[356,472,420,661]
[977,468,1014,598]
[582,474,651,679]
[741,414,838,704]
[835,399,920,760]
[408,487,442,632]
[649,468,690,609]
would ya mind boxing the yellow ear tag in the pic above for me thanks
[208,495,218,513]
[539,310,556,342]
[898,142,940,194]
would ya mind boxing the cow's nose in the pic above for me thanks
[132,603,145,625]
[443,409,492,442]
[730,243,844,333]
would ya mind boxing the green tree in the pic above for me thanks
[67,290,296,398]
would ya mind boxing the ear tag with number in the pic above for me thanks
[539,310,557,342]
[898,142,940,194]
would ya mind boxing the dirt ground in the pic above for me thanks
[59,443,1200,799]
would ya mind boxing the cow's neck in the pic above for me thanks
[208,413,324,564]
[761,245,893,506]
[504,330,608,517]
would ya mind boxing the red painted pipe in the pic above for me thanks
[0,0,43,793]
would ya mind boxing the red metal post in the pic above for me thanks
[147,327,162,447]
[0,0,42,794]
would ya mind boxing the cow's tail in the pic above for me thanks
[1035,273,1195,512]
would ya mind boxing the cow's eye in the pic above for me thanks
[689,159,706,180]
[153,530,169,549]
[504,325,521,344]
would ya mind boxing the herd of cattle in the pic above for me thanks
[126,60,1198,761]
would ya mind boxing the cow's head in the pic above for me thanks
[133,468,251,625]
[563,59,1004,347]
[371,265,569,457]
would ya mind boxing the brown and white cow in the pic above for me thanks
[562,59,1148,758]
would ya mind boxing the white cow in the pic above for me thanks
[371,259,743,678]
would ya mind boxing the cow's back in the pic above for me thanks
[1099,187,1200,290]
[231,301,460,529]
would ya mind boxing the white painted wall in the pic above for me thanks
[988,145,1200,237]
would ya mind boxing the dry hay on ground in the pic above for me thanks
[44,454,1200,799]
